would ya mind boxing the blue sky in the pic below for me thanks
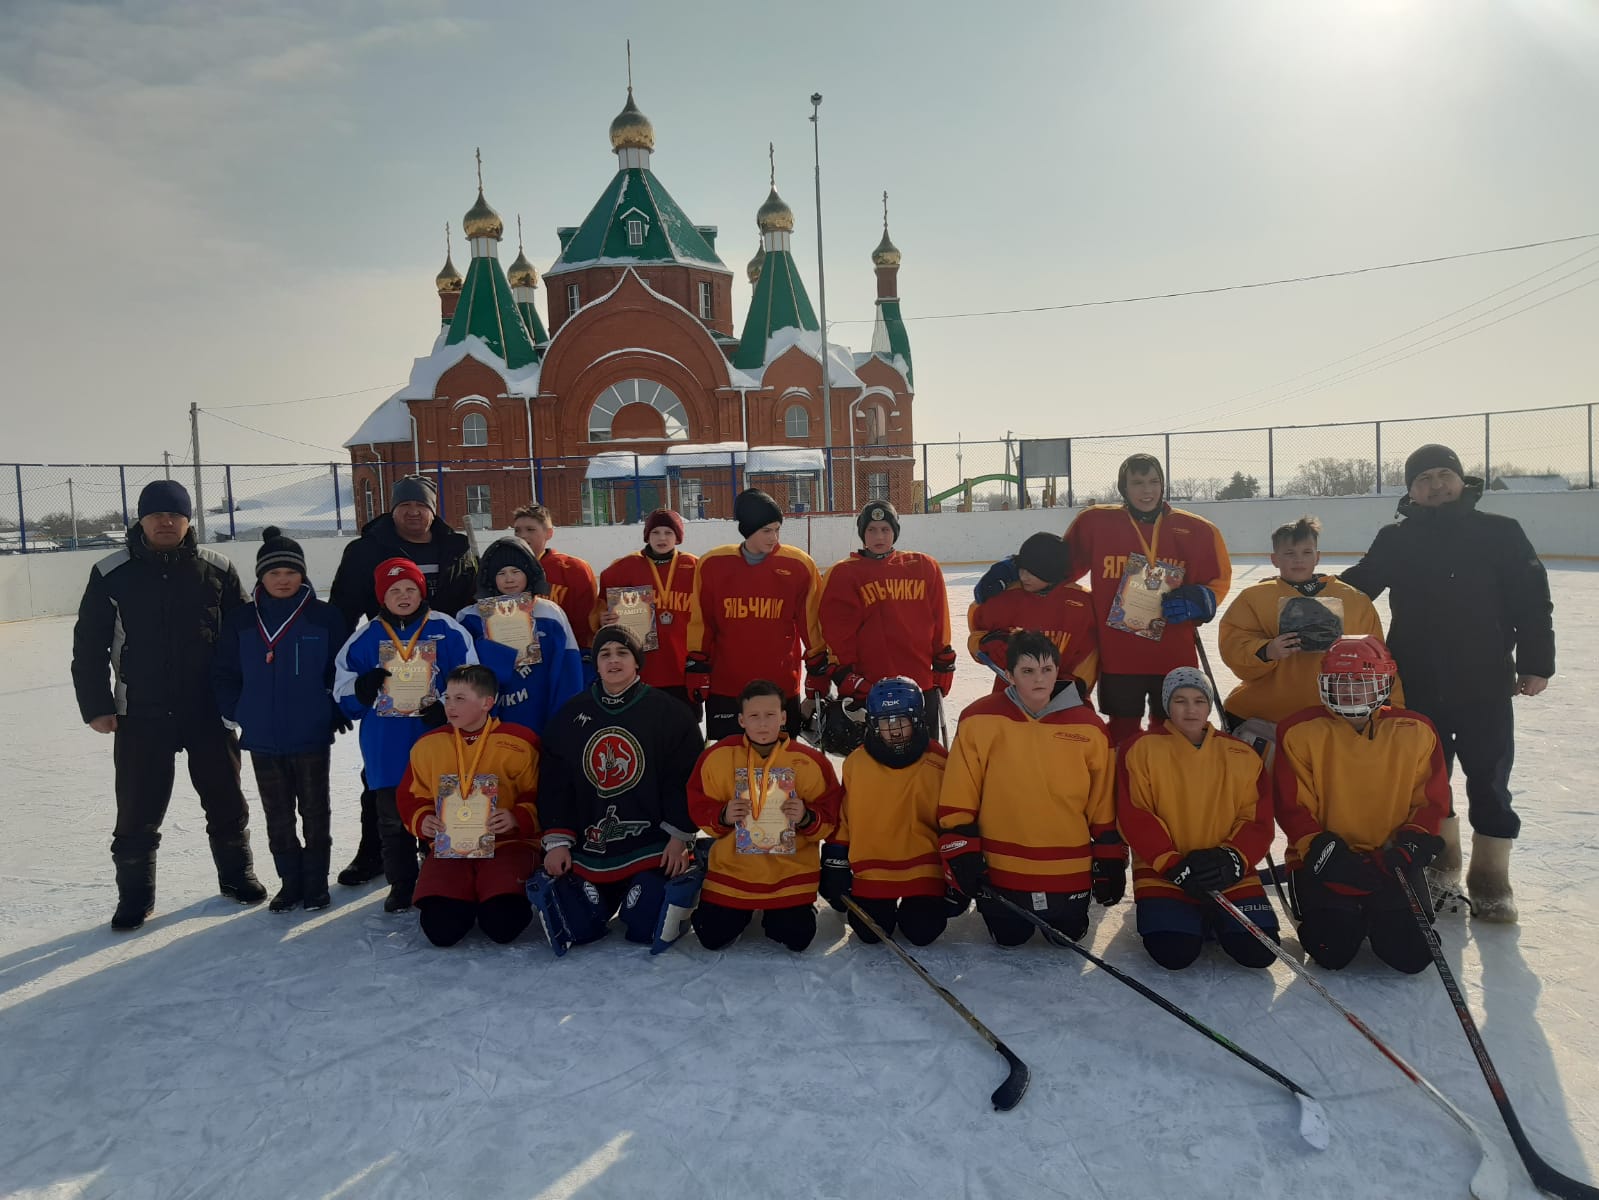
[2,0,1596,468]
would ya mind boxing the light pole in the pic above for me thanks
[846,394,869,512]
[809,92,834,511]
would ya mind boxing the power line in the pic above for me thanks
[199,408,346,455]
[204,383,405,411]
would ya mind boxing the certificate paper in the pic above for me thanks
[376,639,437,715]
[434,773,497,859]
[734,765,797,855]
[604,585,660,652]
[478,593,541,667]
[1106,553,1184,641]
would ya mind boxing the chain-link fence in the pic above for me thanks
[4,403,1593,551]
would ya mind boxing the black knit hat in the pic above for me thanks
[391,474,437,511]
[1404,444,1465,488]
[856,499,900,543]
[1117,453,1165,502]
[256,526,307,580]
[1016,532,1071,586]
[592,623,644,666]
[475,536,547,598]
[734,488,783,538]
[137,479,193,520]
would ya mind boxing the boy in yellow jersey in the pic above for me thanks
[1275,636,1450,973]
[688,680,841,951]
[1117,668,1278,970]
[938,632,1123,946]
[821,677,955,947]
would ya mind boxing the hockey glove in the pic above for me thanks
[419,698,450,730]
[353,667,391,709]
[1383,828,1446,873]
[804,651,832,699]
[1090,831,1128,906]
[684,654,713,704]
[974,556,1019,604]
[1165,846,1246,899]
[832,665,871,704]
[328,705,354,736]
[819,843,852,912]
[977,630,1014,669]
[1306,831,1388,894]
[1161,584,1218,625]
[939,825,987,898]
[931,646,957,696]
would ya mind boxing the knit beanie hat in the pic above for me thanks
[255,526,307,580]
[137,479,193,520]
[391,474,438,511]
[1404,444,1464,488]
[643,508,686,545]
[734,488,783,538]
[1015,532,1071,586]
[475,536,546,599]
[1117,453,1165,502]
[1161,666,1215,714]
[856,499,901,543]
[592,623,644,666]
[373,557,427,605]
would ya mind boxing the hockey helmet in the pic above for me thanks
[802,697,867,757]
[1317,635,1397,719]
[1280,595,1343,653]
[864,676,929,767]
[866,676,924,724]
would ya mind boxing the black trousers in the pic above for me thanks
[976,887,1090,947]
[693,900,816,951]
[922,689,947,743]
[418,894,532,947]
[704,695,804,744]
[1294,867,1435,975]
[372,787,421,893]
[1096,673,1167,721]
[656,685,705,727]
[112,715,249,864]
[846,895,948,946]
[249,750,332,857]
[1405,690,1519,839]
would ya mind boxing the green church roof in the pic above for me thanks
[548,168,730,274]
[872,297,914,387]
[733,249,819,370]
[518,300,549,346]
[446,253,540,368]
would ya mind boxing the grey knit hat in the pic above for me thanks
[1161,666,1215,714]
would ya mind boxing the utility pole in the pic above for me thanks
[810,92,834,512]
[189,402,207,543]
[67,477,78,548]
[163,450,172,480]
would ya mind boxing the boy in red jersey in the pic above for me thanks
[685,489,828,742]
[1062,453,1231,745]
[513,503,598,666]
[594,508,700,718]
[817,500,955,735]
[968,532,1098,697]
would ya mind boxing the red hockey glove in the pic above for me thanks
[939,825,987,898]
[684,654,712,704]
[931,646,957,696]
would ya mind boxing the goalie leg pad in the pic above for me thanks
[619,870,667,944]
[526,869,611,957]
[650,867,705,955]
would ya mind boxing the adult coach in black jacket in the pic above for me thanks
[71,480,265,931]
[1341,444,1555,923]
[326,474,479,885]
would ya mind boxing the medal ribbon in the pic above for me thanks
[643,551,680,618]
[1123,510,1165,572]
[256,586,311,662]
[452,716,498,807]
[744,737,789,823]
[377,617,426,662]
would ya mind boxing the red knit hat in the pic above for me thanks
[643,508,686,545]
[373,557,427,604]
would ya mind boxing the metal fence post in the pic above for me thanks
[1267,428,1275,498]
[632,455,643,523]
[1066,438,1075,509]
[225,465,237,540]
[1374,422,1382,495]
[1163,432,1171,484]
[15,465,26,554]
[434,461,446,521]
[1484,412,1492,480]
[118,465,129,526]
[921,442,930,513]
[533,456,544,505]
[728,453,739,511]
[332,463,344,534]
[1589,405,1594,490]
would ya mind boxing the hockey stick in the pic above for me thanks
[1397,873,1599,1200]
[1209,889,1511,1200]
[1263,849,1299,921]
[979,888,1328,1149]
[841,897,1029,1112]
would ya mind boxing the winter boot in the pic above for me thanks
[111,855,157,933]
[1466,833,1518,924]
[269,850,303,913]
[1426,815,1467,913]
[212,836,268,906]
[337,791,385,886]
[301,845,332,912]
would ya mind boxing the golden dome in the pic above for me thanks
[463,188,503,240]
[435,253,463,293]
[872,228,901,268]
[507,248,539,289]
[609,90,655,152]
[756,187,794,234]
[746,243,765,284]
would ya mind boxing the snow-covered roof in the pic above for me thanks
[584,441,826,481]
[214,471,356,536]
[1489,474,1569,493]
[343,334,542,449]
[746,327,865,388]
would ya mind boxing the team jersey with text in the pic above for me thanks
[686,544,825,698]
[817,550,951,690]
[396,718,541,846]
[540,549,598,651]
[966,581,1099,694]
[592,550,699,690]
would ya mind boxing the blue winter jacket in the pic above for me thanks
[456,597,584,736]
[333,609,477,788]
[214,584,348,755]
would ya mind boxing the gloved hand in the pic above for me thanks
[684,654,712,704]
[832,665,870,704]
[939,825,987,898]
[975,556,1020,604]
[1161,584,1218,625]
[931,646,957,696]
[1091,857,1127,906]
[1165,846,1246,899]
[329,706,354,736]
[419,698,450,729]
[1306,831,1388,894]
[353,667,390,709]
[1383,828,1446,873]
[819,843,852,912]
[977,630,1014,671]
[804,652,832,699]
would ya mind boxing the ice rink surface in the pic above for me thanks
[0,559,1594,1200]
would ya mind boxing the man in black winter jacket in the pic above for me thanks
[1341,444,1555,924]
[71,480,266,931]
[326,474,479,885]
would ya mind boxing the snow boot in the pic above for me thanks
[212,837,268,906]
[111,855,156,933]
[1426,815,1467,913]
[1466,833,1518,924]
[338,791,385,886]
[269,850,303,913]
[301,845,332,912]
[383,883,415,913]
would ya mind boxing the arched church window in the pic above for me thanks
[784,405,809,438]
[462,412,488,447]
[588,379,690,443]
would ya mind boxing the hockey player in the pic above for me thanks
[821,678,954,946]
[1218,516,1397,737]
[396,665,541,947]
[529,626,706,954]
[512,503,598,665]
[687,680,841,952]
[593,509,700,716]
[1275,636,1450,974]
[1062,453,1232,745]
[816,500,955,736]
[334,558,477,912]
[968,532,1098,697]
[938,632,1124,946]
[685,488,828,742]
[454,535,583,736]
[1116,668,1278,970]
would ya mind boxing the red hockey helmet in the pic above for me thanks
[1317,635,1397,719]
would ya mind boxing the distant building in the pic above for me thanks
[344,89,915,528]
[1488,474,1570,493]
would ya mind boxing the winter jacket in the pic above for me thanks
[213,584,348,755]
[1340,482,1555,700]
[816,550,951,692]
[327,512,478,632]
[72,525,247,722]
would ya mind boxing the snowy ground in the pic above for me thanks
[1,560,1594,1200]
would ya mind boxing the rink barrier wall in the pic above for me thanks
[5,490,1597,623]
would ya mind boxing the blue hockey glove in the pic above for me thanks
[1161,584,1218,624]
[974,556,1020,604]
